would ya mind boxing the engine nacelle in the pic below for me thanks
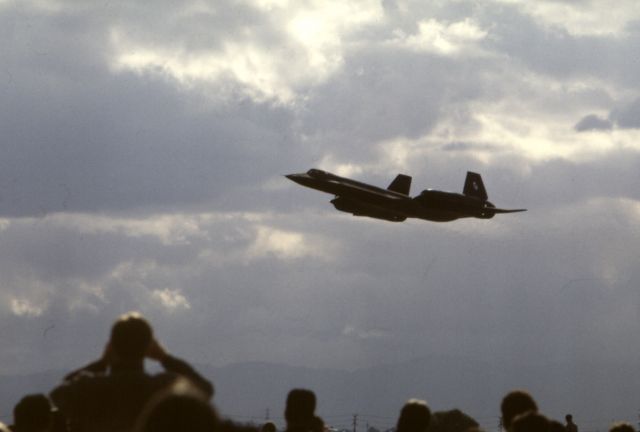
[331,197,356,212]
[331,197,406,222]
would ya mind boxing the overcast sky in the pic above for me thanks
[1,0,640,394]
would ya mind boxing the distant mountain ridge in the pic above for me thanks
[1,357,638,430]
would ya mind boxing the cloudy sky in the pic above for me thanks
[1,0,640,393]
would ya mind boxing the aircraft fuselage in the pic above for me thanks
[286,168,524,223]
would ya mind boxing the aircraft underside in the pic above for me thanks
[330,196,466,222]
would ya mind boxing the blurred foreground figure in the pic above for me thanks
[396,399,431,432]
[285,389,322,432]
[427,409,478,432]
[500,390,538,431]
[511,412,549,432]
[609,423,636,432]
[134,378,218,432]
[51,312,213,432]
[261,422,277,432]
[13,394,53,432]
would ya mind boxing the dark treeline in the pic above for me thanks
[3,312,636,432]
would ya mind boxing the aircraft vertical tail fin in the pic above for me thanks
[463,172,488,200]
[387,174,412,195]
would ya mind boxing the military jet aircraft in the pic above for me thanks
[286,168,526,222]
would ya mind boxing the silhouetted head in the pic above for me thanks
[609,423,636,432]
[261,422,277,432]
[396,399,431,432]
[565,414,573,423]
[110,312,153,362]
[13,394,53,432]
[500,390,537,430]
[511,412,549,432]
[284,389,316,428]
[135,378,218,432]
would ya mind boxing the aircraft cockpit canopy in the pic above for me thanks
[307,169,329,178]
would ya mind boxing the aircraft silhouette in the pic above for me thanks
[286,169,526,222]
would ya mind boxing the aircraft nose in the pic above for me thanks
[285,173,314,187]
[285,173,305,184]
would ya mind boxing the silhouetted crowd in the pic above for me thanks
[2,312,637,432]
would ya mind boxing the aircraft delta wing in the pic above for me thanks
[286,168,526,223]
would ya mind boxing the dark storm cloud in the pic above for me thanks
[481,5,640,87]
[111,1,268,51]
[301,51,447,145]
[449,151,640,214]
[574,114,613,131]
[0,2,300,217]
[298,48,501,166]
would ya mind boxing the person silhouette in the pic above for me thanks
[395,399,431,432]
[500,390,538,431]
[134,378,218,432]
[284,389,318,432]
[511,412,549,432]
[609,423,635,432]
[261,422,277,432]
[51,312,213,432]
[565,415,578,432]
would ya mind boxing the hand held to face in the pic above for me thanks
[145,338,168,362]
